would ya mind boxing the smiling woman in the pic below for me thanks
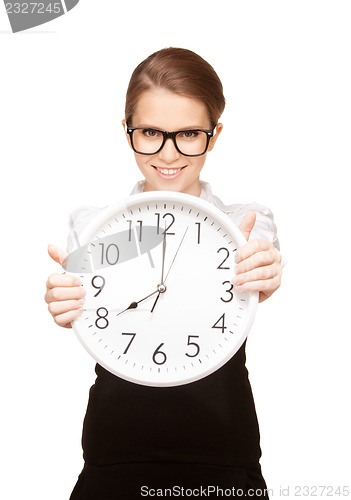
[122,87,223,196]
[45,47,283,499]
[121,47,225,196]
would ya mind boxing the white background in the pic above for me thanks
[1,1,350,498]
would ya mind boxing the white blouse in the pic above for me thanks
[66,181,284,266]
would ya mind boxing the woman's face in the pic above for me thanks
[122,88,222,196]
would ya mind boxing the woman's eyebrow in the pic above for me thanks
[132,124,209,130]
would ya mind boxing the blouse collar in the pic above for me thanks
[130,180,214,203]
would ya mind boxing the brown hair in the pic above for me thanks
[125,47,225,128]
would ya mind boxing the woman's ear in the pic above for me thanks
[208,123,223,152]
[122,119,133,149]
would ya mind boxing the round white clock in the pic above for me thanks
[63,191,258,387]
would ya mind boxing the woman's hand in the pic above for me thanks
[44,244,86,328]
[232,211,283,303]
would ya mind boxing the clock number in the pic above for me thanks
[155,213,175,235]
[121,333,136,354]
[185,335,200,358]
[99,243,119,265]
[127,220,143,242]
[152,343,167,365]
[212,313,227,333]
[217,247,230,269]
[91,275,105,297]
[221,281,234,303]
[95,307,109,329]
[195,222,201,244]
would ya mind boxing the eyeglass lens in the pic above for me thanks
[132,129,209,156]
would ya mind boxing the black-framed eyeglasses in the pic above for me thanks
[126,126,216,157]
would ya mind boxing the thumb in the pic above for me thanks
[48,244,69,266]
[239,210,256,241]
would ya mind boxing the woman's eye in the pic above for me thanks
[143,129,159,138]
[182,131,198,139]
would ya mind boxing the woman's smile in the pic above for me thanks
[152,165,187,178]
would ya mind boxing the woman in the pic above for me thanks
[45,47,283,499]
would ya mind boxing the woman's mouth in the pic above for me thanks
[153,166,186,179]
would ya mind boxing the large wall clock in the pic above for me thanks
[64,191,258,387]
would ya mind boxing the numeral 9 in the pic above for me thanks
[91,275,105,297]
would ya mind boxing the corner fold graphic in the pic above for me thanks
[4,0,80,33]
[64,0,80,11]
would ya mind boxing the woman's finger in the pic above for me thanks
[53,308,84,328]
[48,298,85,316]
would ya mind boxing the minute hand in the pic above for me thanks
[160,227,167,284]
[150,226,188,313]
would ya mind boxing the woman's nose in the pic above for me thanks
[157,138,181,162]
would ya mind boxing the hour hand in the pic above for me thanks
[116,289,159,317]
[117,301,138,314]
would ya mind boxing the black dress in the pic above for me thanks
[69,340,269,499]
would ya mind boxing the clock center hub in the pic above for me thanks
[157,283,167,293]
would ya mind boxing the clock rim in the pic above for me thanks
[70,190,259,387]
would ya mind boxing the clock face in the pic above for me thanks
[65,191,258,387]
